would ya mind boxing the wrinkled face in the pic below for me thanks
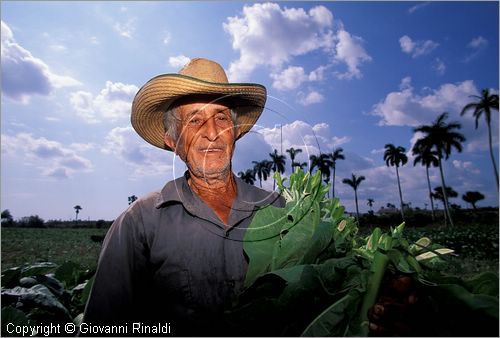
[164,96,240,179]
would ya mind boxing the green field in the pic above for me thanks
[1,225,498,277]
[1,228,108,271]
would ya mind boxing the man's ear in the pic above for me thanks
[164,134,176,152]
[234,125,242,140]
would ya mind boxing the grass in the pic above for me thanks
[1,228,108,271]
[1,225,498,279]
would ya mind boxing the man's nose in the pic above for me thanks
[201,117,219,140]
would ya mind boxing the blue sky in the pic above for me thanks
[1,1,498,221]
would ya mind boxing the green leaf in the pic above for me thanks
[300,221,335,264]
[74,274,95,307]
[366,228,381,252]
[386,249,415,274]
[301,290,362,337]
[271,203,317,270]
[20,262,57,278]
[425,282,499,321]
[463,272,499,297]
[1,267,21,288]
[1,306,30,337]
[1,284,71,320]
[54,261,83,288]
[244,205,288,287]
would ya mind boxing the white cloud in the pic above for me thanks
[249,120,350,165]
[372,77,498,156]
[50,44,67,52]
[70,81,139,123]
[371,77,479,127]
[113,18,136,38]
[271,65,328,90]
[223,3,335,81]
[370,148,385,155]
[308,65,327,81]
[168,55,191,69]
[432,58,446,75]
[464,36,488,62]
[468,36,488,49]
[163,32,172,45]
[89,36,99,45]
[298,90,324,106]
[452,160,481,174]
[70,142,95,152]
[334,29,372,79]
[408,2,430,14]
[1,20,80,103]
[1,133,92,179]
[271,66,307,90]
[102,127,178,177]
[399,35,439,58]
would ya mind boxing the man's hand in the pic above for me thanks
[367,274,420,336]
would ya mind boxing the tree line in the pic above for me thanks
[238,89,498,227]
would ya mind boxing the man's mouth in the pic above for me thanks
[198,147,224,153]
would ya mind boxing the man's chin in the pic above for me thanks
[188,163,232,180]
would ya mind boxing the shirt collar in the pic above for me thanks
[155,171,272,229]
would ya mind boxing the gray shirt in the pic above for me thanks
[83,172,284,336]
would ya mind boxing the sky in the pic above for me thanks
[1,1,499,221]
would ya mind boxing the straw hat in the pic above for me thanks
[131,58,267,150]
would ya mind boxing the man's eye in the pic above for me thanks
[189,118,202,126]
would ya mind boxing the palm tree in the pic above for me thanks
[329,148,345,198]
[413,112,466,227]
[367,198,374,213]
[74,205,82,222]
[238,169,256,185]
[432,186,458,205]
[383,144,408,221]
[462,191,485,210]
[412,146,439,221]
[310,154,333,196]
[252,160,272,188]
[461,88,499,188]
[286,147,303,172]
[269,149,287,190]
[296,162,308,171]
[342,173,366,225]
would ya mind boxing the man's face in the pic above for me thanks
[165,96,240,179]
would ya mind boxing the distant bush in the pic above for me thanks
[95,219,112,229]
[1,209,14,227]
[16,215,45,228]
[359,208,498,229]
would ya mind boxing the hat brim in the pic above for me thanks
[131,74,267,151]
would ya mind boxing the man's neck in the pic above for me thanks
[187,170,237,225]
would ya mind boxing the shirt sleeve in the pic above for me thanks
[82,202,149,327]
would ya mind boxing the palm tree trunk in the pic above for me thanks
[487,122,499,188]
[426,166,436,221]
[354,189,360,226]
[332,167,336,198]
[259,178,262,188]
[395,166,405,221]
[438,157,454,227]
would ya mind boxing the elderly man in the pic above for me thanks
[83,58,419,337]
[82,58,284,336]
